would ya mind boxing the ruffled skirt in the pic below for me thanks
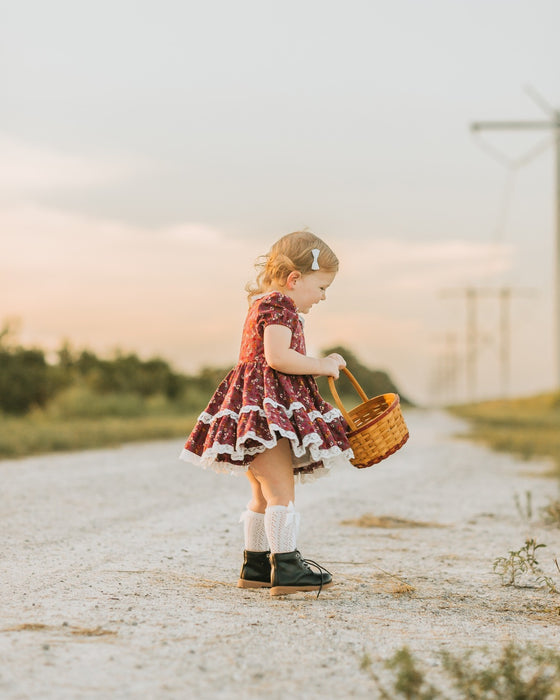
[180,362,354,483]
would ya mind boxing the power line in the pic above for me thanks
[475,287,536,397]
[471,89,560,389]
[441,286,535,400]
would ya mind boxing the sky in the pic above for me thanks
[1,0,560,405]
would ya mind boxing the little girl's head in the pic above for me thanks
[247,231,339,301]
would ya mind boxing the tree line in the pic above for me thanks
[0,326,409,416]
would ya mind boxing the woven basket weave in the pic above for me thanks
[328,367,409,468]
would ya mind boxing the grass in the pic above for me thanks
[0,386,199,459]
[361,643,560,699]
[0,413,196,459]
[449,391,560,474]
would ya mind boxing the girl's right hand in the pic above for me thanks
[320,353,346,379]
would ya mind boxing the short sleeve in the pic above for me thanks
[258,293,300,333]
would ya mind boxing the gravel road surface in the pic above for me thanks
[2,410,559,698]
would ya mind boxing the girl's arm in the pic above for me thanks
[263,325,345,378]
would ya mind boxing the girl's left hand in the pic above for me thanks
[325,353,346,369]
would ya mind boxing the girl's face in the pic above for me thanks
[287,269,337,314]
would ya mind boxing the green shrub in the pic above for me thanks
[0,347,67,414]
[46,385,147,419]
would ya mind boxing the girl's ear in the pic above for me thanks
[285,271,301,289]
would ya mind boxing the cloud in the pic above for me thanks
[0,134,138,197]
[1,203,254,366]
[337,238,514,294]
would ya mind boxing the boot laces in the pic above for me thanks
[298,552,332,599]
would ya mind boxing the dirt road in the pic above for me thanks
[1,410,559,698]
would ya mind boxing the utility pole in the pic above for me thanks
[444,331,460,402]
[477,287,535,397]
[441,287,480,400]
[498,288,512,397]
[471,93,560,389]
[441,286,534,400]
[440,331,461,403]
[430,332,461,404]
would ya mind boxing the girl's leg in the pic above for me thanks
[236,457,275,589]
[248,438,295,506]
[240,471,268,553]
[239,441,294,554]
[248,439,299,554]
[249,439,332,596]
[244,470,267,514]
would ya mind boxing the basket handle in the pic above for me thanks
[327,367,369,431]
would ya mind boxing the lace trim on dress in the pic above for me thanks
[197,401,343,425]
[180,423,354,480]
[180,442,353,484]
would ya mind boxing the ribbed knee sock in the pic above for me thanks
[239,507,269,551]
[264,501,300,554]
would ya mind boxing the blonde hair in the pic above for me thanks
[246,231,339,302]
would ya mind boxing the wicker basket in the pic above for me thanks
[328,367,409,468]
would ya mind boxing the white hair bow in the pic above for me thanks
[311,248,320,270]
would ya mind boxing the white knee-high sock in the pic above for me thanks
[239,508,269,551]
[264,501,300,554]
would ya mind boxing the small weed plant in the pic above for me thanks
[514,490,533,523]
[493,539,559,593]
[541,499,560,527]
[361,646,441,700]
[362,643,560,699]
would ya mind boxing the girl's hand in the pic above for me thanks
[326,353,346,368]
[320,353,346,379]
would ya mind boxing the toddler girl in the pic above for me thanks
[180,231,353,595]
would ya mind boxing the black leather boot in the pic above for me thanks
[269,550,333,596]
[237,550,271,588]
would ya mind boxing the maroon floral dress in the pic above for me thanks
[180,292,353,482]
